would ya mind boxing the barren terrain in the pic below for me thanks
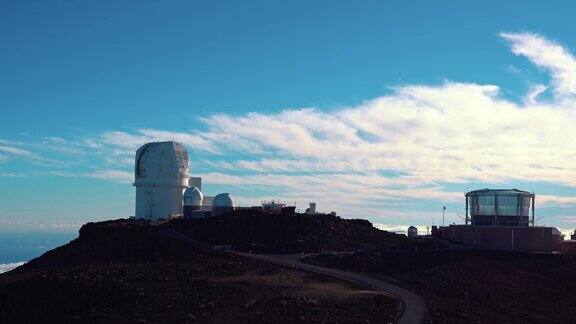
[307,249,576,323]
[0,219,398,323]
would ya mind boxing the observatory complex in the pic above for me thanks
[133,141,236,220]
[133,141,309,220]
[132,141,571,254]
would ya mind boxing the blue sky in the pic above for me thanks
[2,1,576,234]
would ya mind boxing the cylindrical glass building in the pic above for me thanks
[465,189,535,226]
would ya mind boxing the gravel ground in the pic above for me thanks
[307,248,576,323]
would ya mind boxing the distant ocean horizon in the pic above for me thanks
[0,231,78,273]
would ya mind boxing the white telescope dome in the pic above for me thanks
[213,193,234,208]
[134,141,190,187]
[133,141,190,220]
[183,187,203,207]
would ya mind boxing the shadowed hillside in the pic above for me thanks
[168,209,442,254]
[306,249,576,323]
[0,219,398,323]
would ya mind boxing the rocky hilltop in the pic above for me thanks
[0,217,399,323]
[167,209,441,253]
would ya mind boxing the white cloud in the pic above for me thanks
[539,195,576,207]
[139,129,218,153]
[100,129,216,153]
[0,145,35,157]
[0,141,75,168]
[525,84,548,104]
[501,32,576,97]
[51,170,133,184]
[100,131,150,150]
[196,82,576,189]
[202,172,461,209]
[0,262,25,274]
[88,170,133,183]
[0,172,27,177]
[507,65,521,74]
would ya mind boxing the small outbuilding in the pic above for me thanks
[407,226,418,238]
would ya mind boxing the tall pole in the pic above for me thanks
[531,194,535,226]
[465,194,469,226]
[442,205,446,227]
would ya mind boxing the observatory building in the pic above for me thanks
[133,141,238,219]
[133,141,190,220]
[407,226,418,238]
[212,193,235,216]
[433,188,563,252]
[183,187,203,212]
[465,189,534,226]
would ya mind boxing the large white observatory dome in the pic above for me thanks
[134,141,189,187]
[134,141,190,220]
[183,187,203,207]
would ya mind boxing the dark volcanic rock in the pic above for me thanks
[307,248,576,323]
[0,219,398,323]
[20,219,197,269]
[167,209,441,254]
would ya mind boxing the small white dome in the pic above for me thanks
[213,193,234,208]
[183,187,203,206]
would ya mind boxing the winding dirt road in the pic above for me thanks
[235,252,426,324]
[160,225,426,323]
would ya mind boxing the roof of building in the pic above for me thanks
[466,188,533,196]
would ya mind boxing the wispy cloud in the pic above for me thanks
[51,170,133,184]
[501,32,576,98]
[539,195,576,207]
[0,172,28,177]
[0,262,25,274]
[99,129,216,153]
[525,83,548,104]
[196,82,576,189]
[0,145,35,158]
[88,170,133,183]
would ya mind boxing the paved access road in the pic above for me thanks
[235,252,426,324]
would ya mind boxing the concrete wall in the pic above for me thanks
[441,225,553,252]
[561,241,576,255]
